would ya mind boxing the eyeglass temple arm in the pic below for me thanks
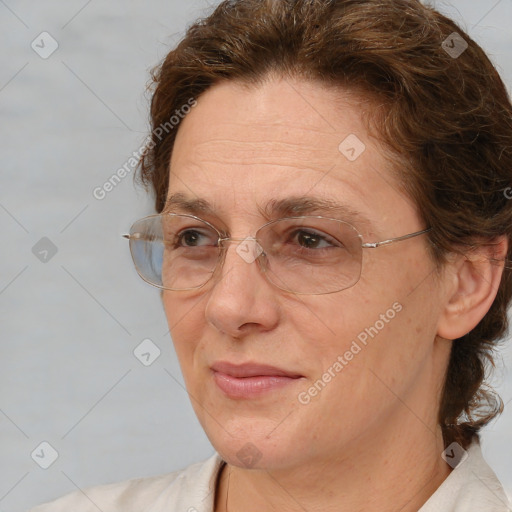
[122,233,153,241]
[361,228,431,249]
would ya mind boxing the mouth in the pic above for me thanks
[210,361,304,399]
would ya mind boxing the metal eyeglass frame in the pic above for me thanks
[123,213,432,295]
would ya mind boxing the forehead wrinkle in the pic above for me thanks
[191,120,337,134]
[191,139,339,169]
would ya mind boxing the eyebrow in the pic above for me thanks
[163,192,372,228]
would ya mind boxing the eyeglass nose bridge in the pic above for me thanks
[218,236,260,244]
[218,236,266,252]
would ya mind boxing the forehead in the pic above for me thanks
[174,76,368,159]
[167,77,418,233]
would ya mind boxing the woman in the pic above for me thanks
[31,0,512,510]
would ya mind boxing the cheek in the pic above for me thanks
[304,252,440,380]
[162,292,205,370]
[292,299,431,438]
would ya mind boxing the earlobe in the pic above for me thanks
[437,237,508,340]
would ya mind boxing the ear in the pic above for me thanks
[437,237,508,340]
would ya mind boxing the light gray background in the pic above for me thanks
[1,1,511,510]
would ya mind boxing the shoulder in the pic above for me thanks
[28,453,225,512]
[420,438,511,512]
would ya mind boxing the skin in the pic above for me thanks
[161,75,507,512]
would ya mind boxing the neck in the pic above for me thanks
[215,417,452,512]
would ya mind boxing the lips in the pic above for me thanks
[211,361,303,399]
[211,361,302,378]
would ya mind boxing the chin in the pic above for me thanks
[199,413,307,470]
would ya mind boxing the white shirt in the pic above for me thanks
[30,439,511,511]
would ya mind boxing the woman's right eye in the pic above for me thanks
[175,229,217,247]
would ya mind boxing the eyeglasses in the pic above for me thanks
[123,213,431,295]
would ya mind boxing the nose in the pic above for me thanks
[204,239,279,338]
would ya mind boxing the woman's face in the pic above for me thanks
[162,76,450,470]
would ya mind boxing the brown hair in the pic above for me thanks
[138,0,512,448]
